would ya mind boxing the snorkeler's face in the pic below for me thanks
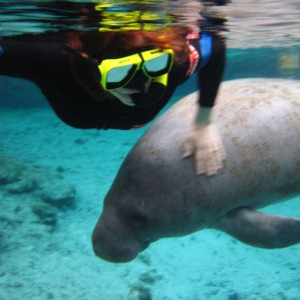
[99,49,173,107]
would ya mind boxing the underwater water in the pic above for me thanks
[1,1,300,300]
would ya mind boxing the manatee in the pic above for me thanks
[92,78,300,263]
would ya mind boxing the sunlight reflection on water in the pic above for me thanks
[0,1,299,48]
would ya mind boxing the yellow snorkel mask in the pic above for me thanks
[98,48,174,91]
[97,48,174,107]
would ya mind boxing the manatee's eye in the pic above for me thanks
[121,209,148,228]
[118,206,148,228]
[130,212,147,227]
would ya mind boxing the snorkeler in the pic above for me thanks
[0,1,228,176]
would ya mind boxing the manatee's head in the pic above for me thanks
[92,147,173,263]
[92,200,151,263]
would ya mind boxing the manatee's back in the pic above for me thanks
[116,79,300,235]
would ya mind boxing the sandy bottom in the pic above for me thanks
[1,98,300,300]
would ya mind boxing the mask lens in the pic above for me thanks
[105,64,137,90]
[99,53,141,90]
[142,50,173,77]
[144,53,169,74]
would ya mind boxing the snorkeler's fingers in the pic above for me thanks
[183,125,227,175]
[196,139,226,176]
[206,146,227,176]
[195,146,207,175]
[213,130,227,161]
[204,129,227,175]
[206,150,222,176]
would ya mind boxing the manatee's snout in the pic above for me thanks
[92,217,148,263]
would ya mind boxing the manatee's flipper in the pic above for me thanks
[214,207,300,248]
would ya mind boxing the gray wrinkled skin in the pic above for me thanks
[92,79,300,263]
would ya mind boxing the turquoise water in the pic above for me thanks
[1,1,300,300]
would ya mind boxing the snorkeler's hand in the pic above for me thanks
[182,123,226,176]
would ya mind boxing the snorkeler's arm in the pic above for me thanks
[182,34,226,175]
[198,34,226,109]
[195,34,225,123]
[187,33,224,136]
[0,34,64,81]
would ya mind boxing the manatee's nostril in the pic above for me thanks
[141,240,150,250]
[91,230,104,257]
[92,222,143,263]
[92,235,100,253]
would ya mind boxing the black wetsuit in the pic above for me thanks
[0,32,225,130]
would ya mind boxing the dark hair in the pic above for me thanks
[66,26,193,64]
